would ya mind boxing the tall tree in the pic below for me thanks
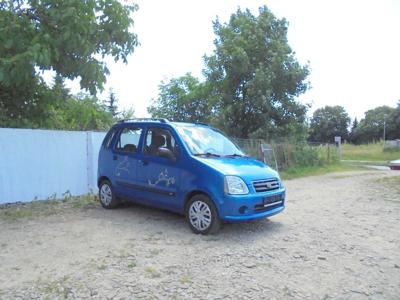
[387,100,400,140]
[308,106,351,143]
[203,6,309,139]
[0,0,138,127]
[107,88,119,117]
[349,117,359,144]
[354,106,396,143]
[148,73,214,123]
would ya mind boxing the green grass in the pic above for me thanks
[280,163,365,180]
[342,142,400,162]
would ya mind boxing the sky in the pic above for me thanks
[90,0,400,121]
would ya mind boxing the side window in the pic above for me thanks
[144,128,177,157]
[116,127,142,153]
[102,128,118,149]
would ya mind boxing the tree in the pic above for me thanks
[203,6,309,139]
[39,92,114,130]
[349,117,359,143]
[353,106,396,143]
[148,73,214,123]
[308,106,351,143]
[107,88,119,117]
[52,74,70,102]
[0,0,138,127]
[386,100,400,140]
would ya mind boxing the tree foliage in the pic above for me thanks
[350,104,400,143]
[148,6,309,140]
[204,7,309,139]
[0,0,138,126]
[43,94,115,131]
[107,88,119,117]
[148,73,214,123]
[308,106,351,143]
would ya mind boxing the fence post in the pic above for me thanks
[86,131,94,193]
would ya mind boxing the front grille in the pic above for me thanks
[253,178,280,193]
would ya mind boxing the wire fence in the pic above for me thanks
[233,138,340,171]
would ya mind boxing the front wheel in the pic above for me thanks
[99,180,119,209]
[186,194,221,234]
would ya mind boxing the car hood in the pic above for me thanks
[195,156,279,182]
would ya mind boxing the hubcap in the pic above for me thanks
[100,184,112,205]
[189,200,212,231]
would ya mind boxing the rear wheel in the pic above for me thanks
[186,194,221,234]
[99,180,119,209]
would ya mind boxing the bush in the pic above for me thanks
[234,139,339,171]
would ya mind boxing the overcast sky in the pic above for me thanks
[94,0,400,121]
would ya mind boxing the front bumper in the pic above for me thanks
[218,188,286,222]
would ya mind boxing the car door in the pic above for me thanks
[137,126,181,210]
[112,126,143,198]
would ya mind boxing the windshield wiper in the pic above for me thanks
[194,152,221,157]
[224,153,247,158]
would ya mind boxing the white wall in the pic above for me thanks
[0,128,106,204]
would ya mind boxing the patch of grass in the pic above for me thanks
[280,164,365,180]
[70,194,98,209]
[144,266,155,273]
[0,200,58,221]
[180,274,190,284]
[0,194,98,221]
[127,262,137,269]
[41,276,72,299]
[376,176,400,196]
[342,142,400,162]
[144,266,161,278]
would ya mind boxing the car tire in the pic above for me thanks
[186,194,221,234]
[99,180,119,209]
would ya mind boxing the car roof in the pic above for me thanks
[112,119,210,128]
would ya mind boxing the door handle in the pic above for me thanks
[113,155,118,160]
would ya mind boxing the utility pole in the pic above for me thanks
[383,114,386,143]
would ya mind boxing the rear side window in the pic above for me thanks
[116,127,142,153]
[103,129,117,149]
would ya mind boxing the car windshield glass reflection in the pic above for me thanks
[175,125,244,157]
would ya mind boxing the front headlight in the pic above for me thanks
[224,176,249,195]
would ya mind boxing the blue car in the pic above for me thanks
[98,119,285,234]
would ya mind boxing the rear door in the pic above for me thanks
[112,126,143,198]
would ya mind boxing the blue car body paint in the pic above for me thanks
[98,120,285,222]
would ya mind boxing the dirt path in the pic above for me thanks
[0,170,399,299]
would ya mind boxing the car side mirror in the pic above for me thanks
[157,148,176,162]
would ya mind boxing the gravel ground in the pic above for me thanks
[0,170,399,299]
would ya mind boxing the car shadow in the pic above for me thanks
[102,200,285,242]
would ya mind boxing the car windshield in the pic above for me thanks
[175,125,245,156]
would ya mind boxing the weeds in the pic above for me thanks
[376,176,400,197]
[127,262,137,269]
[342,142,400,162]
[0,194,99,221]
[144,266,161,278]
[180,274,190,284]
[40,276,73,299]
